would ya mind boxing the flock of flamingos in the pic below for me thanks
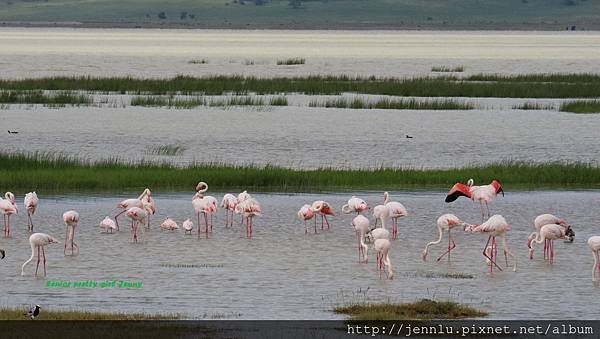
[2,179,600,282]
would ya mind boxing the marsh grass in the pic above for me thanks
[333,299,487,320]
[145,144,187,156]
[1,152,600,192]
[243,60,255,66]
[559,100,600,114]
[188,59,208,64]
[309,97,473,110]
[0,90,91,106]
[208,96,265,106]
[269,96,288,106]
[431,65,465,72]
[0,307,181,320]
[513,102,556,110]
[276,57,305,65]
[131,95,206,108]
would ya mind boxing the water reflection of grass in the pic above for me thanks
[2,152,600,192]
[334,299,487,320]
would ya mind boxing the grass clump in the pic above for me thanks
[0,307,181,320]
[276,57,305,65]
[431,65,465,72]
[0,90,91,106]
[559,100,600,114]
[513,102,555,110]
[208,96,264,106]
[269,96,288,106]
[131,95,206,108]
[188,59,208,64]
[146,144,187,156]
[334,299,487,320]
[309,97,473,110]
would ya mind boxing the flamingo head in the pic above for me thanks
[445,183,472,202]
[564,227,575,243]
[358,201,369,211]
[491,180,504,197]
[47,235,59,244]
[365,229,374,243]
[196,182,208,193]
[5,192,16,204]
[467,178,474,187]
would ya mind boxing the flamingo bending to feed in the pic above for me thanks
[422,214,472,262]
[531,214,574,260]
[311,200,335,230]
[588,236,600,282]
[126,207,147,243]
[24,192,39,232]
[236,197,261,238]
[374,238,394,279]
[298,204,316,234]
[21,233,59,276]
[383,192,408,239]
[464,214,516,272]
[182,219,194,234]
[193,191,217,239]
[528,224,570,264]
[63,210,80,256]
[236,190,252,224]
[367,207,390,271]
[445,179,504,221]
[160,217,179,231]
[1,192,17,238]
[342,196,369,215]
[114,188,152,230]
[221,194,237,228]
[99,216,117,233]
[351,215,370,264]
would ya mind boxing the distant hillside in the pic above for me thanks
[1,0,599,30]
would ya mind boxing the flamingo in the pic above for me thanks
[236,197,261,238]
[351,215,370,264]
[21,233,59,276]
[236,190,252,224]
[298,204,316,234]
[464,215,516,272]
[193,191,217,239]
[182,218,194,234]
[374,238,394,279]
[1,192,17,238]
[24,192,39,232]
[221,194,237,228]
[528,224,570,264]
[114,188,152,230]
[63,210,79,256]
[311,200,335,230]
[342,196,369,215]
[367,206,390,271]
[142,193,155,229]
[126,207,147,243]
[531,214,574,260]
[422,214,472,262]
[160,217,179,231]
[205,196,218,232]
[445,179,504,221]
[99,216,117,233]
[383,192,408,239]
[194,182,217,232]
[588,236,600,282]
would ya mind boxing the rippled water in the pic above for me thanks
[0,190,598,319]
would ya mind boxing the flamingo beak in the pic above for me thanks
[499,187,504,197]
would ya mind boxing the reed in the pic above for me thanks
[309,97,473,110]
[513,102,555,110]
[333,299,487,320]
[131,95,206,108]
[269,96,288,106]
[559,100,600,114]
[145,144,187,156]
[0,90,92,105]
[276,57,305,65]
[431,65,465,72]
[1,152,599,192]
[208,96,265,106]
[188,59,208,64]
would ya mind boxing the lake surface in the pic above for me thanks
[0,190,599,319]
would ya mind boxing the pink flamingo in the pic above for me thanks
[182,218,194,234]
[142,193,155,228]
[114,188,152,230]
[21,233,59,276]
[528,224,570,264]
[236,197,261,238]
[193,191,217,239]
[24,192,39,232]
[221,194,237,228]
[126,207,147,243]
[236,190,252,224]
[588,236,600,282]
[422,214,472,262]
[531,214,573,260]
[383,192,408,239]
[367,207,390,271]
[1,192,17,238]
[99,216,117,233]
[464,214,516,272]
[351,215,370,263]
[311,200,336,230]
[298,204,316,234]
[194,182,217,232]
[342,196,369,215]
[63,210,80,256]
[374,238,394,279]
[160,217,179,231]
[445,179,504,221]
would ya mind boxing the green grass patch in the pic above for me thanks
[0,90,92,106]
[145,144,187,156]
[208,96,265,106]
[309,97,473,110]
[0,307,181,320]
[431,65,465,72]
[131,95,206,108]
[513,102,556,110]
[334,299,487,320]
[559,100,600,114]
[276,57,305,65]
[269,96,288,106]
[1,152,600,192]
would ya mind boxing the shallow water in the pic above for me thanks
[0,190,598,319]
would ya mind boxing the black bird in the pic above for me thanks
[25,305,41,320]
[0,249,5,259]
[405,135,413,139]
[7,130,19,134]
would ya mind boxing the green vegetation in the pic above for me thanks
[146,144,187,156]
[269,96,288,106]
[2,152,600,192]
[277,57,305,65]
[431,66,465,72]
[131,95,205,108]
[188,59,208,64]
[0,90,92,106]
[5,74,600,98]
[208,96,265,106]
[334,299,487,320]
[0,307,181,320]
[559,100,600,114]
[513,102,555,110]
[309,97,473,110]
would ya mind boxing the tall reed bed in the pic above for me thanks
[0,90,92,105]
[130,95,277,108]
[1,152,599,192]
[309,97,473,110]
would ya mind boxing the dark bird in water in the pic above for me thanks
[24,305,41,320]
[0,249,5,259]
[405,135,413,139]
[7,130,19,134]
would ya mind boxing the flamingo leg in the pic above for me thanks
[42,246,47,276]
[114,209,126,230]
[210,214,213,233]
[64,226,69,255]
[324,215,330,229]
[356,231,361,263]
[35,245,41,276]
[501,236,517,271]
[436,230,456,262]
[594,251,600,281]
[320,215,324,230]
[483,236,502,271]
[485,201,490,219]
[6,215,9,237]
[28,212,34,232]
[550,240,554,264]
[392,218,398,240]
[314,217,317,234]
[3,214,5,237]
[479,201,485,223]
[147,215,150,229]
[204,213,209,238]
[197,212,201,239]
